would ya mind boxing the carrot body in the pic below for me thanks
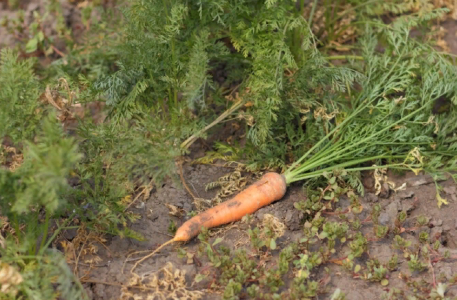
[173,172,287,242]
[129,172,287,273]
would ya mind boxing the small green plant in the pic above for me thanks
[408,254,428,273]
[392,235,412,251]
[342,258,355,273]
[168,220,178,235]
[0,49,43,142]
[278,243,298,275]
[321,221,349,242]
[260,269,284,293]
[371,204,382,225]
[374,225,389,239]
[395,211,407,229]
[433,240,441,251]
[223,279,242,300]
[416,215,429,226]
[351,218,362,230]
[288,278,319,299]
[387,255,398,271]
[330,288,347,300]
[197,226,210,243]
[419,231,429,244]
[365,259,388,284]
[248,227,265,251]
[349,232,368,258]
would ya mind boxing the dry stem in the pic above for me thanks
[180,100,244,150]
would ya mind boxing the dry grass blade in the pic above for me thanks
[260,214,286,239]
[165,203,184,218]
[60,224,109,276]
[0,146,24,172]
[121,262,204,300]
[0,262,23,296]
[205,170,247,205]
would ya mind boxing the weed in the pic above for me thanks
[392,235,412,251]
[408,254,428,273]
[387,255,398,271]
[374,225,389,239]
[417,215,430,226]
[419,231,430,244]
[349,232,368,258]
[168,220,178,235]
[365,259,388,284]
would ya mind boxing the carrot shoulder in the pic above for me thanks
[174,172,287,242]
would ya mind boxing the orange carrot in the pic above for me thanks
[129,172,287,273]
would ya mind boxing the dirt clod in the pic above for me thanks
[401,200,416,214]
[363,193,378,203]
[284,209,303,231]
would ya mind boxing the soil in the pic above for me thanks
[1,1,457,299]
[74,166,457,300]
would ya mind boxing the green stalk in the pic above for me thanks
[13,213,21,242]
[284,93,372,176]
[308,0,318,27]
[180,99,244,150]
[161,0,178,107]
[39,213,77,256]
[328,0,381,28]
[288,155,407,183]
[288,144,369,177]
[39,210,50,253]
[291,163,412,181]
[325,55,364,61]
[171,39,178,107]
[284,90,435,184]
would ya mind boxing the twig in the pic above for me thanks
[152,229,173,237]
[68,262,109,268]
[429,254,436,289]
[325,55,364,61]
[130,240,177,275]
[123,178,154,212]
[122,249,152,274]
[80,279,156,291]
[190,182,200,198]
[121,246,169,274]
[73,240,87,276]
[222,82,242,96]
[180,99,244,150]
[51,45,66,57]
[321,208,350,215]
[178,163,197,199]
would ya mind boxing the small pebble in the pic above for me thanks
[396,190,414,199]
[430,218,443,227]
[443,224,452,232]
[406,175,434,187]
[378,212,391,226]
[363,193,378,203]
[401,201,415,213]
[443,186,456,195]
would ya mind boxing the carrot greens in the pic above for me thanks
[284,13,457,208]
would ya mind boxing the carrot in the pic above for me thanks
[129,172,287,273]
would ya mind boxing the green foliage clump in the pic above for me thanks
[0,49,43,142]
[92,0,362,171]
[0,111,86,298]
